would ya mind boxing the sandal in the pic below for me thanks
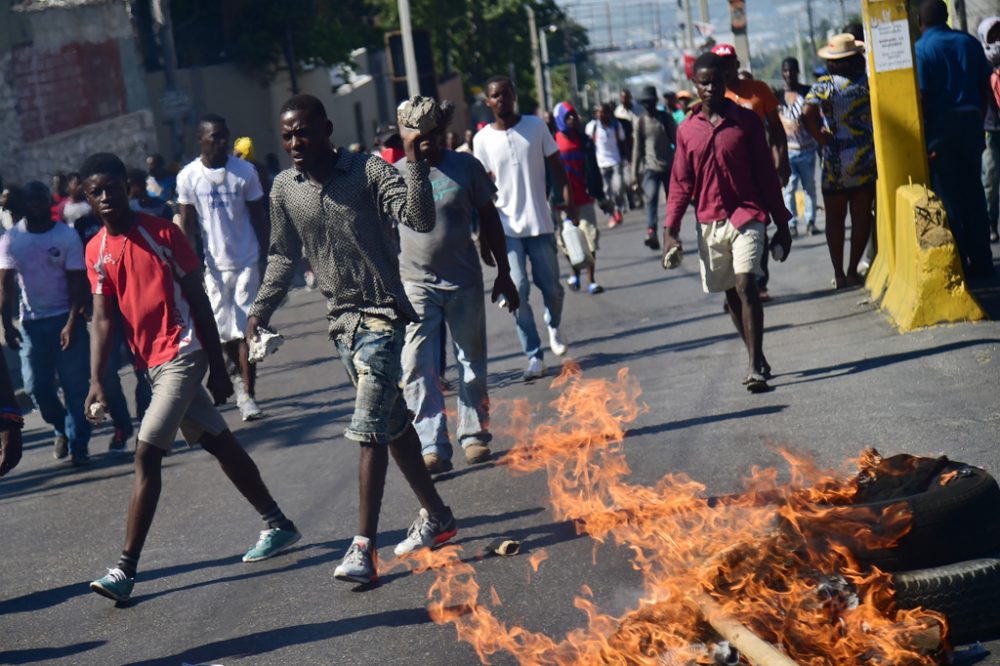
[745,372,770,394]
[742,361,773,385]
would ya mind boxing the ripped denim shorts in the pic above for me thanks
[334,315,411,444]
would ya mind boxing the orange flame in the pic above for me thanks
[415,363,945,665]
[528,549,549,573]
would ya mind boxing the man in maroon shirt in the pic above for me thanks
[663,53,793,393]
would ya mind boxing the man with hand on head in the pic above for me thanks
[664,53,793,394]
[247,95,456,586]
[82,153,299,604]
[395,98,518,474]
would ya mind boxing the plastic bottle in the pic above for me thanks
[560,215,593,269]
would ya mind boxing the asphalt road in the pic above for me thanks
[2,203,999,666]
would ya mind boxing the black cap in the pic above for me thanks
[637,85,658,103]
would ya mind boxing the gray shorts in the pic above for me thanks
[138,350,229,451]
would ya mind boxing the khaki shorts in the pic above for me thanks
[696,220,765,293]
[138,350,229,451]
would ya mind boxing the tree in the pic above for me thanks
[369,0,591,110]
[217,0,377,88]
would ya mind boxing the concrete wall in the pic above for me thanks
[19,109,158,177]
[145,63,279,170]
[0,0,155,184]
[146,50,398,172]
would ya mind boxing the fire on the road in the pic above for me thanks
[402,364,945,665]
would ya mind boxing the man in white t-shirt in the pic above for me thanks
[0,182,92,465]
[60,173,93,229]
[585,103,626,228]
[474,75,577,380]
[178,114,267,421]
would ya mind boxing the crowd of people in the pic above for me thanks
[0,0,995,605]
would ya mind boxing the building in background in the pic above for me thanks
[0,0,157,184]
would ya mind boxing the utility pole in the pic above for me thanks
[698,0,709,25]
[683,0,694,49]
[526,6,545,111]
[398,0,420,98]
[569,62,579,107]
[539,27,552,112]
[805,0,817,56]
[606,3,613,48]
[795,15,806,80]
[151,0,186,162]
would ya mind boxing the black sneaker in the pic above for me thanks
[53,435,69,460]
[108,428,130,454]
[644,231,660,250]
[70,452,91,467]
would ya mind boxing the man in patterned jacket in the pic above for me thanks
[247,94,455,586]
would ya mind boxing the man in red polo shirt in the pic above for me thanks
[663,53,793,393]
[79,153,299,604]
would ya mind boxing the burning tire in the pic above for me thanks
[847,462,1000,572]
[893,558,1000,643]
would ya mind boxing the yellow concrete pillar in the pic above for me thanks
[881,186,986,330]
[861,0,929,299]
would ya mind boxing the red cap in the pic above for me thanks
[711,43,737,58]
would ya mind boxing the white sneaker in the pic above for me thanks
[304,270,317,291]
[523,357,545,381]
[548,326,567,356]
[238,395,264,421]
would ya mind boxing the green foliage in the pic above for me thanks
[222,0,377,76]
[368,0,591,109]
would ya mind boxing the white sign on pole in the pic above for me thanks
[870,19,913,73]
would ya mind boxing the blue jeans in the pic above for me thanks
[601,164,625,213]
[402,281,489,459]
[334,315,410,444]
[642,170,671,232]
[983,130,999,233]
[506,234,564,360]
[783,148,817,228]
[20,316,92,455]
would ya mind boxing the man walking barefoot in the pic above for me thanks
[82,154,299,603]
[664,53,793,393]
[246,95,456,586]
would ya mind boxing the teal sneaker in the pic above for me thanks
[242,527,302,562]
[90,568,134,602]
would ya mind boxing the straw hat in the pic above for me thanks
[817,33,865,59]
